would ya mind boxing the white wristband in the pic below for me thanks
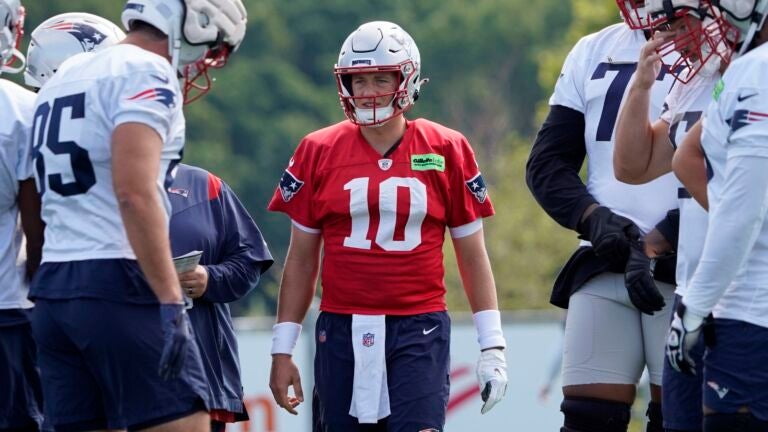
[473,309,506,350]
[271,322,302,355]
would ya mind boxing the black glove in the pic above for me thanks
[578,206,640,270]
[624,240,666,315]
[158,303,192,380]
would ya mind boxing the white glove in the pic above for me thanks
[476,348,507,414]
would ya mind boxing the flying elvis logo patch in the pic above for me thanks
[46,22,108,52]
[465,173,488,203]
[279,169,304,202]
[127,88,176,108]
[728,109,768,132]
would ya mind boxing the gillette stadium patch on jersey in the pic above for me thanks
[411,153,445,172]
[465,173,488,203]
[279,169,304,202]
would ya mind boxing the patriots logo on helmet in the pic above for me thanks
[727,109,768,133]
[45,22,109,53]
[465,173,488,204]
[279,169,304,202]
[126,88,177,108]
[362,332,375,347]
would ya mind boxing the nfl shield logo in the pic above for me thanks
[318,330,326,343]
[378,158,393,171]
[362,332,375,347]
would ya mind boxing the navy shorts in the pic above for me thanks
[703,319,768,421]
[0,310,44,430]
[662,295,705,430]
[313,311,450,432]
[31,299,209,431]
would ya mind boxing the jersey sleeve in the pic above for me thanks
[106,67,180,143]
[724,86,768,159]
[267,137,319,230]
[446,136,495,231]
[13,99,34,181]
[548,36,590,112]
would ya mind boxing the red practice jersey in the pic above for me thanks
[268,119,494,315]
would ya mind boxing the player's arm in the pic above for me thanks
[672,120,709,209]
[112,123,181,304]
[17,179,43,280]
[668,153,768,375]
[452,227,507,414]
[269,224,321,415]
[114,123,193,380]
[526,104,597,230]
[187,182,273,302]
[684,154,768,316]
[614,35,675,184]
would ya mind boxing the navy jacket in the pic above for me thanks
[169,164,273,417]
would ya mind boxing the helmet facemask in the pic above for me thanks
[335,61,418,127]
[618,0,652,30]
[649,5,737,83]
[180,43,231,104]
[0,2,25,75]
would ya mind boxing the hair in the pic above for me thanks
[127,20,167,41]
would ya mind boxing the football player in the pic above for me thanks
[168,163,274,432]
[526,1,683,430]
[27,1,246,431]
[0,1,46,430]
[267,21,508,431]
[666,0,768,430]
[0,8,126,431]
[613,1,735,430]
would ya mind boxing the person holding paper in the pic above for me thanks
[169,163,273,432]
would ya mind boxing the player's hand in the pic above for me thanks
[476,348,507,414]
[579,206,640,270]
[633,32,671,90]
[270,354,304,415]
[666,302,706,376]
[158,303,192,380]
[179,265,208,299]
[625,240,666,315]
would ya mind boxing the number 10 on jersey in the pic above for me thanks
[343,177,427,252]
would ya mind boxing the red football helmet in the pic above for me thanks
[647,0,737,83]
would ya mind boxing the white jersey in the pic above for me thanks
[0,80,35,309]
[685,42,768,328]
[32,44,184,263]
[550,23,680,234]
[660,72,720,296]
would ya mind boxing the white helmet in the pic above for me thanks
[121,0,247,103]
[713,0,768,55]
[24,13,126,89]
[617,0,652,30]
[334,21,425,126]
[0,0,25,75]
[645,0,736,82]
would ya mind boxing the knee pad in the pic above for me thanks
[560,396,631,432]
[645,401,663,432]
[704,413,768,432]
